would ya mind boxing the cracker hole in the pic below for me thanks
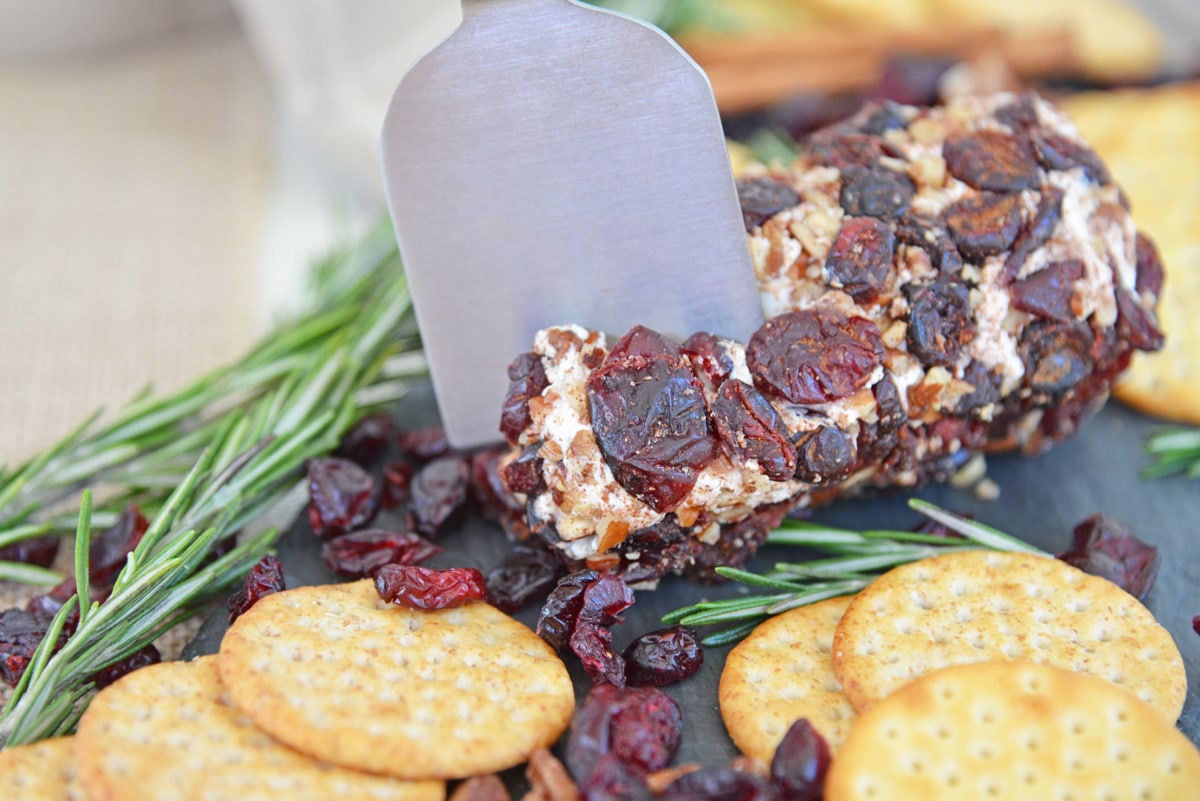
[1140,787,1154,800]
[1114,707,1130,724]
[1022,770,1037,786]
[1024,735,1041,752]
[951,581,968,597]
[1115,747,1130,763]
[984,781,1000,797]
[1026,584,1044,598]
[935,726,950,740]
[956,609,973,624]
[896,621,915,635]
[1001,643,1023,659]
[1117,605,1132,619]
[976,744,994,759]
[908,758,924,774]
[1070,720,1085,735]
[1069,599,1089,613]
[1069,756,1084,770]
[945,772,961,788]
[1033,610,1050,625]
[1094,627,1113,643]
[884,725,899,741]
[993,599,1012,615]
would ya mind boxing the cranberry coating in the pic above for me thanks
[838,164,914,220]
[468,447,524,520]
[770,719,832,801]
[406,456,472,537]
[825,216,895,302]
[711,379,797,482]
[1010,260,1084,322]
[1135,232,1165,298]
[943,130,1039,192]
[395,427,452,463]
[227,555,286,624]
[500,352,549,445]
[736,177,800,230]
[90,505,150,589]
[1116,288,1165,353]
[622,626,703,687]
[374,565,487,610]
[793,426,856,484]
[747,309,884,405]
[904,278,973,367]
[570,572,636,687]
[485,543,566,613]
[809,130,887,169]
[499,443,545,495]
[0,534,60,568]
[306,457,380,539]
[587,327,718,513]
[1020,320,1094,395]
[1031,129,1111,184]
[944,192,1023,261]
[538,569,601,653]
[660,768,773,801]
[1057,514,1160,601]
[1002,187,1063,283]
[380,460,414,509]
[0,607,67,686]
[320,529,441,578]
[681,331,734,389]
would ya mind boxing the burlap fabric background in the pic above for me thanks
[0,24,268,660]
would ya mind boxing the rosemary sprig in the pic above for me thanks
[1144,427,1200,480]
[664,499,1049,646]
[0,221,423,746]
[0,221,422,559]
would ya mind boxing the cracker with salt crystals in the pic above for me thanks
[74,656,442,801]
[0,737,84,800]
[218,579,575,780]
[831,550,1186,719]
[719,595,858,761]
[824,661,1200,801]
[1063,82,1200,425]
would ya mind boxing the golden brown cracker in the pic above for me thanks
[218,580,575,780]
[0,737,84,800]
[1064,82,1200,425]
[825,661,1200,800]
[74,656,442,801]
[719,595,858,762]
[831,550,1186,719]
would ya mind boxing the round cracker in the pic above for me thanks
[0,737,84,800]
[831,550,1186,719]
[218,580,575,780]
[825,661,1200,800]
[74,656,442,801]
[1063,82,1200,425]
[719,595,858,762]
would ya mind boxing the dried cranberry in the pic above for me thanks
[622,626,703,687]
[955,361,1001,414]
[825,216,895,302]
[567,682,682,782]
[660,767,773,801]
[809,131,886,169]
[374,565,487,610]
[579,754,655,801]
[499,443,545,495]
[0,608,61,686]
[571,573,636,687]
[469,447,524,522]
[769,719,831,801]
[1002,187,1063,283]
[1031,130,1111,184]
[682,515,773,583]
[1135,232,1165,298]
[711,379,796,481]
[904,278,973,366]
[406,456,471,537]
[381,460,414,509]
[1116,287,1165,352]
[736,177,800,230]
[227,555,286,624]
[396,427,451,462]
[681,331,734,389]
[1194,615,1200,637]
[485,543,566,613]
[866,54,954,107]
[943,130,1038,192]
[995,93,1039,131]
[895,214,963,275]
[0,534,60,568]
[1020,320,1094,395]
[587,326,717,513]
[838,164,914,220]
[334,412,395,464]
[538,569,600,652]
[500,352,549,445]
[89,506,149,589]
[321,529,441,578]
[92,643,161,689]
[944,192,1023,261]
[793,426,856,484]
[748,309,883,405]
[1010,259,1084,322]
[860,101,908,135]
[306,457,380,539]
[1057,515,1159,601]
[859,374,906,461]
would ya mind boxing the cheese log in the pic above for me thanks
[493,92,1163,584]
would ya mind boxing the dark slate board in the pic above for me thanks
[186,382,1200,772]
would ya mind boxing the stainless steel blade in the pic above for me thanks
[381,0,763,447]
